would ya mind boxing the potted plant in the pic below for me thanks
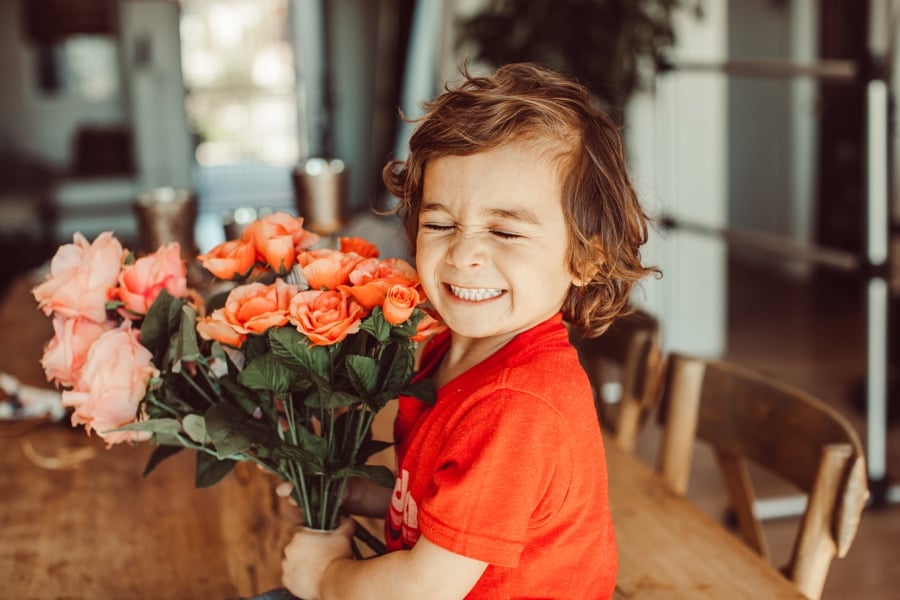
[456,0,702,118]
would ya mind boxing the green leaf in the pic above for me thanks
[142,445,183,477]
[221,377,271,417]
[272,424,329,473]
[204,402,272,459]
[360,307,391,342]
[332,465,395,488]
[356,439,393,463]
[269,327,332,381]
[182,414,207,443]
[401,379,437,406]
[107,418,181,435]
[380,344,415,395]
[151,431,184,446]
[345,355,378,397]
[305,390,363,410]
[243,333,270,363]
[195,452,237,488]
[240,353,296,394]
[140,290,179,354]
[297,424,328,458]
[272,443,324,473]
[390,308,425,339]
[172,304,202,373]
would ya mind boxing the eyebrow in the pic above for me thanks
[420,203,541,225]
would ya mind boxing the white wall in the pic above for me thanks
[629,0,729,357]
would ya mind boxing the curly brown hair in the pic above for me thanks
[383,62,658,337]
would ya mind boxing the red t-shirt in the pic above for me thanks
[385,314,617,599]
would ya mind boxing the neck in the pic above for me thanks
[434,333,516,388]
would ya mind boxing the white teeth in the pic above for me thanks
[449,285,503,301]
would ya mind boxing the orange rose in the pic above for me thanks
[195,309,246,348]
[117,243,187,316]
[289,289,366,346]
[196,278,296,347]
[341,257,420,309]
[61,322,158,446]
[198,238,257,280]
[382,285,420,324]
[32,231,124,324]
[411,310,447,343]
[244,212,320,274]
[349,258,417,286]
[339,237,380,258]
[298,249,366,290]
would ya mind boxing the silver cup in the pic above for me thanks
[222,206,260,240]
[132,187,198,257]
[292,158,348,235]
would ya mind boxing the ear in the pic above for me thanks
[571,245,604,287]
[571,263,600,287]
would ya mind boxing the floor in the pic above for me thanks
[632,256,900,600]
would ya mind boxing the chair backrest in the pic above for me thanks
[569,307,663,451]
[655,352,869,600]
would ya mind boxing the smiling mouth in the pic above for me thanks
[447,284,505,302]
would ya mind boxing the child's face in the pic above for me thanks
[416,142,577,350]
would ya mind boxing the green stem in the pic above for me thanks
[146,394,181,417]
[329,477,349,529]
[291,460,313,527]
[178,369,215,406]
[283,393,313,526]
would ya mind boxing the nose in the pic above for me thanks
[446,229,486,268]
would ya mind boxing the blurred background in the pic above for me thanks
[0,1,898,595]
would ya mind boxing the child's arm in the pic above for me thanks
[282,521,488,600]
[341,476,393,517]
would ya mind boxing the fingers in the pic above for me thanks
[276,481,293,497]
[336,515,356,537]
[276,481,298,507]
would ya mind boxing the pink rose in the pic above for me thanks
[32,231,124,323]
[61,322,158,446]
[196,278,296,347]
[289,289,366,346]
[117,243,187,316]
[41,316,112,388]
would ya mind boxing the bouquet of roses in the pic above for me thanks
[32,211,442,544]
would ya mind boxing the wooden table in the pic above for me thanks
[0,275,292,598]
[1,274,804,599]
[607,440,805,599]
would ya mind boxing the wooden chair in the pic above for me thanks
[569,307,663,451]
[655,353,869,599]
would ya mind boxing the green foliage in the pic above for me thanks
[133,289,435,531]
[456,0,698,114]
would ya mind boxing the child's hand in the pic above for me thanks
[275,480,298,507]
[281,517,355,600]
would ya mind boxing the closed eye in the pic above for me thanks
[491,230,522,240]
[421,223,455,232]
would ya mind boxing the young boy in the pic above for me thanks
[281,62,655,600]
